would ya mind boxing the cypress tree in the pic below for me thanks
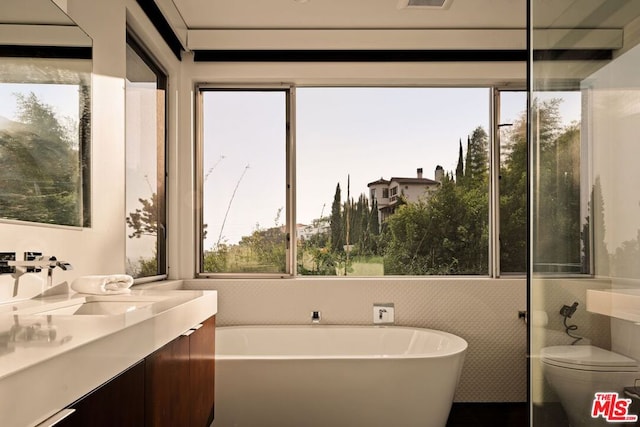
[455,138,464,183]
[330,183,343,253]
[369,198,380,235]
[464,127,489,188]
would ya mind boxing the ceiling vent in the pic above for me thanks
[398,0,453,9]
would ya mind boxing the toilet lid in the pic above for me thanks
[541,345,637,370]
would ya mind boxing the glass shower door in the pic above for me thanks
[530,1,640,426]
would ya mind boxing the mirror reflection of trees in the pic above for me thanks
[0,91,87,226]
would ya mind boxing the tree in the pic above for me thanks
[382,172,488,275]
[0,92,80,225]
[590,176,609,276]
[297,232,337,275]
[455,138,464,183]
[463,127,488,189]
[126,193,158,238]
[203,244,229,272]
[499,110,528,272]
[14,92,73,146]
[239,224,287,273]
[330,183,343,253]
[531,98,582,272]
[125,193,160,278]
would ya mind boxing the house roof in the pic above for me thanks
[390,177,439,185]
[367,178,390,187]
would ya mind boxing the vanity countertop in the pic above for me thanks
[0,288,217,427]
[587,288,640,323]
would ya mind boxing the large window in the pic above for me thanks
[198,86,528,277]
[125,34,167,279]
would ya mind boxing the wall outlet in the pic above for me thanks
[373,303,395,324]
[0,252,16,274]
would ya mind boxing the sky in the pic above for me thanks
[0,83,79,122]
[202,87,582,248]
[296,87,492,224]
[203,88,510,247]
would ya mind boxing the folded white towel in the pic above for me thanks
[71,275,134,295]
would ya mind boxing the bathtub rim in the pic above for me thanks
[215,324,468,360]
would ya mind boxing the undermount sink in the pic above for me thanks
[11,294,176,317]
[32,300,154,316]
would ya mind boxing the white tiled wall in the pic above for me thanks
[183,277,527,402]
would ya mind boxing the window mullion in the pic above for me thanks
[288,86,297,276]
[490,88,501,278]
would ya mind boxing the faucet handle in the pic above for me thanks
[55,261,73,271]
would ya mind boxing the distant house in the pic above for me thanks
[368,167,443,224]
[297,218,330,241]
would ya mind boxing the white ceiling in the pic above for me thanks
[0,0,75,25]
[0,0,91,47]
[170,0,525,29]
[157,0,640,53]
[168,0,640,31]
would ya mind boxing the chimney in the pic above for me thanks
[417,168,423,179]
[435,165,444,183]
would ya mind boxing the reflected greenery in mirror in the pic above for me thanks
[0,1,91,227]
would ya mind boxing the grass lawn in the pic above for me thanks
[344,256,384,276]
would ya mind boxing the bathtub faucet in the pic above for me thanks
[373,303,394,324]
[311,311,321,324]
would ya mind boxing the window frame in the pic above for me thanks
[195,84,295,278]
[124,31,168,282]
[196,84,528,278]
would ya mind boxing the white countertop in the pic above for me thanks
[0,288,217,427]
[587,288,640,323]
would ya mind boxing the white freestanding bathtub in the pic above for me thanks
[214,325,468,427]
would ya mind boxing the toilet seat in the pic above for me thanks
[541,345,638,372]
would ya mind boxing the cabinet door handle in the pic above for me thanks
[181,329,196,337]
[191,324,203,330]
[36,409,76,426]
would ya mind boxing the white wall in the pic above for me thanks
[0,0,181,301]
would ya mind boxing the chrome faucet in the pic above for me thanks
[8,256,73,288]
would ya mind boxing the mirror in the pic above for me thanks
[0,0,91,227]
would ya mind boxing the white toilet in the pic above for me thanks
[541,345,639,426]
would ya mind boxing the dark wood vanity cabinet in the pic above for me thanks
[145,315,216,427]
[55,315,215,427]
[189,315,216,426]
[145,333,192,426]
[56,361,145,427]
